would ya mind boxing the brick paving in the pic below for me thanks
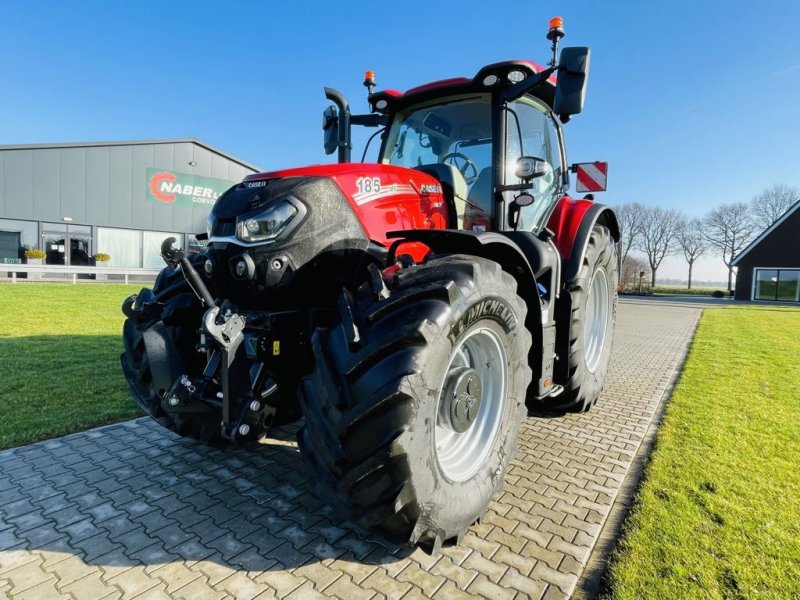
[0,300,700,599]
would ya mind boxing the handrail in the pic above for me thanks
[1,264,162,285]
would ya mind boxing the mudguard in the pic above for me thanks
[548,199,619,391]
[548,198,620,284]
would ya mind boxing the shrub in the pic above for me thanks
[712,290,725,298]
[24,248,46,259]
[93,253,111,262]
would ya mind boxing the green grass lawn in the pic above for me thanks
[606,306,800,598]
[0,283,144,449]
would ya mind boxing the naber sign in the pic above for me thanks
[146,168,234,207]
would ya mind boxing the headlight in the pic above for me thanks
[235,201,298,243]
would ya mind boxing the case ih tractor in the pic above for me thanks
[121,19,618,552]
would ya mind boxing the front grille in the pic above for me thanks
[212,220,235,237]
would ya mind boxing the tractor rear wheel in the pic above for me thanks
[297,256,532,552]
[557,224,618,412]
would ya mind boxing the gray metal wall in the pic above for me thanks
[0,142,256,234]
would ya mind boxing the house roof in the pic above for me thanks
[731,199,800,266]
[0,138,260,172]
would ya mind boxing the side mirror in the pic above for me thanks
[554,46,590,118]
[515,156,549,181]
[322,105,339,156]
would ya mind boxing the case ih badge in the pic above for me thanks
[121,17,620,554]
[573,161,609,193]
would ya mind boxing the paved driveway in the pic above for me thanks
[0,300,700,600]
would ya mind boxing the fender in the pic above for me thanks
[387,229,561,400]
[547,197,620,284]
[548,199,619,395]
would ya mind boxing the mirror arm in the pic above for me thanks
[351,114,388,127]
[496,182,536,193]
[502,67,557,103]
[324,87,351,163]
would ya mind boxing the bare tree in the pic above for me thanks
[751,184,800,226]
[675,218,708,290]
[703,202,758,292]
[620,254,650,290]
[614,202,646,266]
[636,206,682,287]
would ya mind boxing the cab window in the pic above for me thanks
[505,96,563,232]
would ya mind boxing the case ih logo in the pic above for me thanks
[146,168,235,207]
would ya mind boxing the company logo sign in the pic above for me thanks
[146,168,235,207]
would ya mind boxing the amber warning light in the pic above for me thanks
[547,16,566,67]
[363,70,376,94]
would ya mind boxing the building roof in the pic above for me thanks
[731,198,800,266]
[0,138,260,172]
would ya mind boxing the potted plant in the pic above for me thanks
[24,248,46,264]
[93,252,111,266]
[93,252,110,280]
[24,248,46,280]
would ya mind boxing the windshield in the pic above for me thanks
[382,95,493,230]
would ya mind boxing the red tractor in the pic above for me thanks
[121,19,618,553]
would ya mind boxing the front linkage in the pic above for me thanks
[122,238,289,443]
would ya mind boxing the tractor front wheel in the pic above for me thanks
[556,224,618,412]
[297,256,532,552]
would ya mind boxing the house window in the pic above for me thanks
[754,268,800,302]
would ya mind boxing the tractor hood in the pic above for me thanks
[204,163,448,306]
[240,163,449,253]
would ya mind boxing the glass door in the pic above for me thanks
[69,224,92,266]
[42,223,92,266]
[69,235,91,266]
[43,231,67,265]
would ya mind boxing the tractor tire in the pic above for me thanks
[556,224,618,412]
[297,256,532,552]
[120,263,272,445]
[121,268,228,444]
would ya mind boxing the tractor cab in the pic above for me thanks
[376,81,564,235]
[322,18,594,237]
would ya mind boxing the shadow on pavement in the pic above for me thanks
[0,418,417,575]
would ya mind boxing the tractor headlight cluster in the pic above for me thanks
[235,201,298,244]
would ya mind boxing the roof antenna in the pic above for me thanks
[547,17,565,67]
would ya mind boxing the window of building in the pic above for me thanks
[143,231,182,269]
[754,268,800,302]
[0,219,38,262]
[97,227,141,268]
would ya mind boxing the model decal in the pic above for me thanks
[356,177,382,195]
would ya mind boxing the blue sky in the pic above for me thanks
[2,1,799,280]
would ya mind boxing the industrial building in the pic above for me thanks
[0,140,258,269]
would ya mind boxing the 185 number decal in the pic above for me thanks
[356,177,381,194]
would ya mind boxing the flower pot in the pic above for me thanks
[25,257,43,279]
[95,260,109,280]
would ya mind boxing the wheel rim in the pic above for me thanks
[435,327,507,483]
[584,268,610,373]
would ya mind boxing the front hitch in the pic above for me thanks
[161,237,253,441]
[202,306,250,438]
